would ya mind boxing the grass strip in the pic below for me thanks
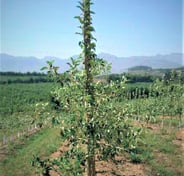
[0,127,62,176]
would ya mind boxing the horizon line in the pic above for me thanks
[0,52,183,60]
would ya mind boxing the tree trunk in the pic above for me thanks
[87,136,96,176]
[82,0,96,175]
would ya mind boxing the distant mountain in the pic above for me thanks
[0,53,70,73]
[98,53,183,73]
[0,53,183,73]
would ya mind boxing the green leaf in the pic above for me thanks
[46,60,54,66]
[75,32,82,35]
[74,16,83,23]
[40,66,48,71]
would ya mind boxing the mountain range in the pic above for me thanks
[0,53,183,73]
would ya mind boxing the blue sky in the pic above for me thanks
[1,0,183,58]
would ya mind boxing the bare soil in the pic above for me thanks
[49,141,146,176]
[50,155,146,176]
[49,120,184,176]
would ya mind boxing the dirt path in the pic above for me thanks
[49,141,146,176]
[49,119,184,176]
[94,159,145,176]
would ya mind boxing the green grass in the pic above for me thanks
[136,121,184,176]
[149,162,177,176]
[0,127,62,176]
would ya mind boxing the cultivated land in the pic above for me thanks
[0,73,183,176]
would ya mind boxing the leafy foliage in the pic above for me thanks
[34,0,142,175]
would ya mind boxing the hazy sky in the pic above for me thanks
[1,0,183,58]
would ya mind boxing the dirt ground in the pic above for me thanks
[50,152,146,176]
[50,141,146,176]
[49,121,184,176]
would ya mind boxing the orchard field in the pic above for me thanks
[0,82,53,139]
[1,0,183,175]
[0,70,184,176]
